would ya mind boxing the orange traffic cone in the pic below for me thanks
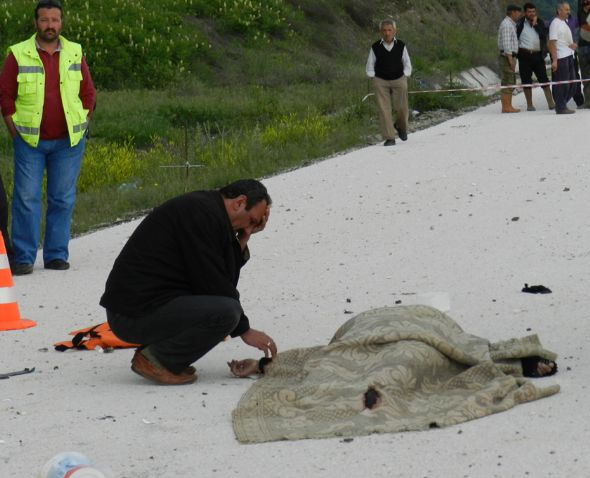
[0,231,36,331]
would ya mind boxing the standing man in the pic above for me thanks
[549,2,577,114]
[498,4,522,113]
[0,0,96,275]
[576,0,590,107]
[516,3,556,111]
[100,179,277,385]
[366,19,412,146]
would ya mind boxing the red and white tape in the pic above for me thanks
[362,77,590,101]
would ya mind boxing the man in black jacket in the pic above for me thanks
[100,179,276,385]
[516,2,556,111]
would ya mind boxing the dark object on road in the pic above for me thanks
[0,367,35,379]
[522,284,552,294]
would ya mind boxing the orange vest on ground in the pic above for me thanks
[54,322,139,351]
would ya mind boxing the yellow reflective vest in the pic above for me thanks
[8,34,89,148]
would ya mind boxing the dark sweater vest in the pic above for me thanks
[372,39,405,80]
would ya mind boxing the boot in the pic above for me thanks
[501,93,520,113]
[523,89,535,111]
[543,87,556,110]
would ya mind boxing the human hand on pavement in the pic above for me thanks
[227,358,260,377]
[240,328,277,358]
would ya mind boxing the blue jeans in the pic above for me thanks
[11,134,85,265]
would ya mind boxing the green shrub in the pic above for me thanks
[196,0,295,38]
[77,140,139,192]
[260,112,330,146]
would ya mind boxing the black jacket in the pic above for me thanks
[516,17,549,57]
[100,190,250,336]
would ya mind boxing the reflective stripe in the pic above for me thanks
[68,63,82,71]
[0,287,16,305]
[18,66,44,74]
[0,254,9,270]
[72,121,88,133]
[15,125,39,135]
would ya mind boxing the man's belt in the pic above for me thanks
[500,50,518,57]
[518,48,541,54]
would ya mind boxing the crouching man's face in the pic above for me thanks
[228,196,270,236]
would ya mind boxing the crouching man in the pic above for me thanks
[100,179,277,385]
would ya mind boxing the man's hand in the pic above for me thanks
[240,328,277,358]
[569,42,578,51]
[551,58,558,72]
[507,55,516,71]
[237,205,270,250]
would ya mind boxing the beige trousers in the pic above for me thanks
[373,76,409,140]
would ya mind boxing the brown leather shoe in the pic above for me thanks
[131,351,197,385]
[183,365,197,376]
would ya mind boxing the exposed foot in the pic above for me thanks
[228,359,260,378]
[521,356,558,378]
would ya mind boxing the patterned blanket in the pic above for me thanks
[232,306,559,443]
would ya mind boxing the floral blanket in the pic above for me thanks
[232,306,559,443]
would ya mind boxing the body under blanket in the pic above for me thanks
[232,305,559,443]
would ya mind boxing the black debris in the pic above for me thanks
[522,284,552,294]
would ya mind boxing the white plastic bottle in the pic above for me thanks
[39,452,110,478]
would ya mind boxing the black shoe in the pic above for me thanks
[384,139,396,146]
[556,108,575,114]
[12,263,33,276]
[394,123,407,141]
[44,259,70,270]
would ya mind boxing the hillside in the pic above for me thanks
[0,0,503,90]
[0,0,506,235]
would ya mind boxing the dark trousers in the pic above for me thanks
[518,50,549,86]
[107,295,242,374]
[552,55,576,111]
[572,52,585,106]
[0,172,13,261]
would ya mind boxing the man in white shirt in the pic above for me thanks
[366,19,412,146]
[549,2,578,113]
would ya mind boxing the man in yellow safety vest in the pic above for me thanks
[0,0,96,275]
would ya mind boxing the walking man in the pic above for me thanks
[0,0,96,275]
[366,19,412,146]
[549,2,577,114]
[516,3,556,110]
[100,179,277,385]
[498,4,522,113]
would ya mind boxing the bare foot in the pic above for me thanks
[536,360,555,376]
[522,356,558,378]
[228,359,259,378]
